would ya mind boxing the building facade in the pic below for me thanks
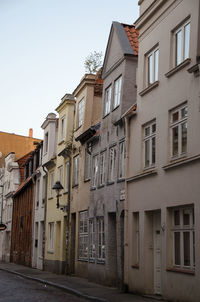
[69,73,103,277]
[88,22,138,287]
[125,1,200,301]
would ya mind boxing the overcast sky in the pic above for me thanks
[0,0,139,139]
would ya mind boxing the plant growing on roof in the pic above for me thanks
[84,51,103,74]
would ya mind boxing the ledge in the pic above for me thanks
[78,258,88,262]
[139,81,159,97]
[47,250,54,254]
[97,260,105,265]
[165,58,191,78]
[72,184,79,188]
[167,267,195,275]
[163,154,200,171]
[117,178,125,183]
[90,187,96,191]
[98,184,105,189]
[131,264,139,269]
[187,63,200,77]
[126,169,157,183]
[107,181,115,186]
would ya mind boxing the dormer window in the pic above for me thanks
[60,116,66,142]
[44,132,49,154]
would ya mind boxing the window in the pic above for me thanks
[143,121,156,168]
[99,151,106,186]
[36,178,40,205]
[108,146,117,182]
[78,211,88,260]
[172,206,195,270]
[78,98,85,128]
[133,213,139,266]
[44,132,49,154]
[49,171,54,198]
[174,21,190,66]
[92,155,98,188]
[118,141,125,179]
[104,85,112,116]
[170,104,187,158]
[60,116,66,141]
[114,76,122,108]
[65,162,69,192]
[85,147,91,181]
[97,217,105,261]
[147,47,159,85]
[42,175,46,204]
[58,165,63,185]
[49,222,54,251]
[89,219,95,260]
[73,155,79,186]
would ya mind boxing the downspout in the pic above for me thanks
[66,152,71,274]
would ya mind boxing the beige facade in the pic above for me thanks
[69,73,103,277]
[125,1,200,301]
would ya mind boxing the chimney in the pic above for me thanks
[29,128,33,138]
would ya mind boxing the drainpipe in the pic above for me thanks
[42,165,48,271]
[66,151,71,274]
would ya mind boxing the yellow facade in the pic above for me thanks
[45,95,75,273]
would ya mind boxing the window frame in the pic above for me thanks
[78,97,85,128]
[78,210,88,260]
[172,206,195,270]
[99,151,106,186]
[174,20,190,67]
[44,132,49,154]
[113,76,122,109]
[60,115,66,142]
[84,146,91,181]
[92,154,98,188]
[97,217,105,261]
[108,145,117,183]
[89,219,95,261]
[73,155,79,186]
[146,46,159,86]
[65,161,69,192]
[49,171,54,198]
[48,222,54,252]
[143,121,156,169]
[170,104,188,159]
[118,140,125,180]
[104,85,112,116]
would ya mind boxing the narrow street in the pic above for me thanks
[0,270,88,302]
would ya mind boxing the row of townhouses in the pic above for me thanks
[0,1,200,301]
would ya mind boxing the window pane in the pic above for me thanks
[183,232,190,266]
[145,140,150,167]
[181,107,188,119]
[152,123,156,133]
[181,122,187,153]
[183,209,190,225]
[172,126,178,156]
[176,30,182,66]
[154,49,159,81]
[174,210,180,225]
[174,232,180,265]
[193,231,195,267]
[148,54,153,84]
[172,111,179,123]
[145,126,150,137]
[184,23,190,60]
[152,136,156,164]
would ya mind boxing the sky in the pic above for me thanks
[0,0,139,139]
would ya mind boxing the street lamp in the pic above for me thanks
[52,181,64,209]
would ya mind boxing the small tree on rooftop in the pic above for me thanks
[84,51,103,74]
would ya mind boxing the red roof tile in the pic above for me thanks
[123,24,139,55]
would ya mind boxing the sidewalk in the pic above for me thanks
[0,262,166,302]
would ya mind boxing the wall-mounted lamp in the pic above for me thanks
[52,181,64,209]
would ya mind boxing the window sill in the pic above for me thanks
[75,125,82,132]
[112,104,120,112]
[78,258,88,262]
[126,168,157,183]
[163,153,200,171]
[58,140,65,145]
[102,112,110,119]
[48,197,53,200]
[97,260,105,265]
[47,250,54,254]
[167,267,195,275]
[117,178,125,183]
[84,178,90,183]
[98,184,105,189]
[165,58,191,78]
[89,259,95,263]
[107,181,115,186]
[139,81,159,97]
[63,191,69,195]
[90,187,96,191]
[72,184,79,188]
[131,264,139,269]
[187,63,200,77]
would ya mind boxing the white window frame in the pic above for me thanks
[78,211,88,260]
[58,165,63,185]
[49,171,54,198]
[114,76,122,108]
[99,151,106,186]
[60,115,66,142]
[73,155,79,186]
[48,222,54,251]
[92,154,98,188]
[108,146,117,182]
[143,121,156,168]
[170,104,188,159]
[42,175,46,205]
[36,178,40,206]
[174,20,190,66]
[172,206,195,270]
[97,217,105,261]
[147,47,159,85]
[118,141,125,179]
[89,219,95,260]
[104,85,112,116]
[78,97,85,128]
